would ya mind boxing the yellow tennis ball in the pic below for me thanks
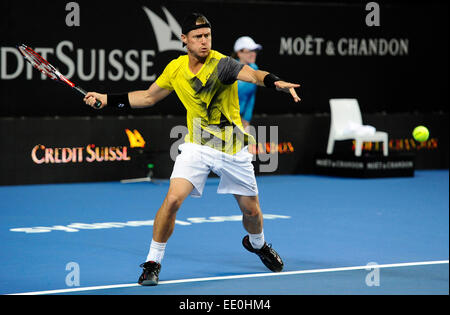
[412,126,429,142]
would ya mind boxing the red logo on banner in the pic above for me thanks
[248,142,295,155]
[30,129,147,164]
[351,138,438,153]
[31,145,131,164]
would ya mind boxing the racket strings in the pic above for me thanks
[18,45,58,81]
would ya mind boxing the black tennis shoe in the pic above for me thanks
[242,235,284,272]
[138,261,161,286]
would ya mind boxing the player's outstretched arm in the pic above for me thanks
[84,82,172,109]
[237,65,301,103]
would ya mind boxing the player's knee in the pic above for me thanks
[242,205,261,218]
[164,194,183,212]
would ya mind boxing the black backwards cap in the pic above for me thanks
[181,12,212,35]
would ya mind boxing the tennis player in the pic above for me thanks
[84,13,301,286]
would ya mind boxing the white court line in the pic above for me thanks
[8,260,449,295]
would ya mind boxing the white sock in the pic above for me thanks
[146,239,167,263]
[249,230,265,250]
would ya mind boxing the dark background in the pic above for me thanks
[1,0,448,116]
[1,0,448,185]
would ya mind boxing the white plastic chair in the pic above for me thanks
[327,99,388,156]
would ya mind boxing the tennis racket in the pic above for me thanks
[16,44,102,109]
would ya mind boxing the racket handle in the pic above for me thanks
[93,99,102,109]
[74,86,102,109]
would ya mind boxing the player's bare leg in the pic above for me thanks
[153,178,194,242]
[234,195,263,234]
[139,178,193,286]
[234,194,284,272]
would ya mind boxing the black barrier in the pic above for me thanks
[251,112,448,174]
[0,113,447,185]
[1,1,448,117]
[0,116,183,185]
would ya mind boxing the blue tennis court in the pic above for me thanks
[0,170,448,295]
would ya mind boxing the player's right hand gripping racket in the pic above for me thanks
[16,44,102,109]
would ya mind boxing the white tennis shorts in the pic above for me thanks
[170,142,258,197]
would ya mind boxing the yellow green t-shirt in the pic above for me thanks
[155,50,256,155]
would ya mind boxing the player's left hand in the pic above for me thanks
[275,81,301,103]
